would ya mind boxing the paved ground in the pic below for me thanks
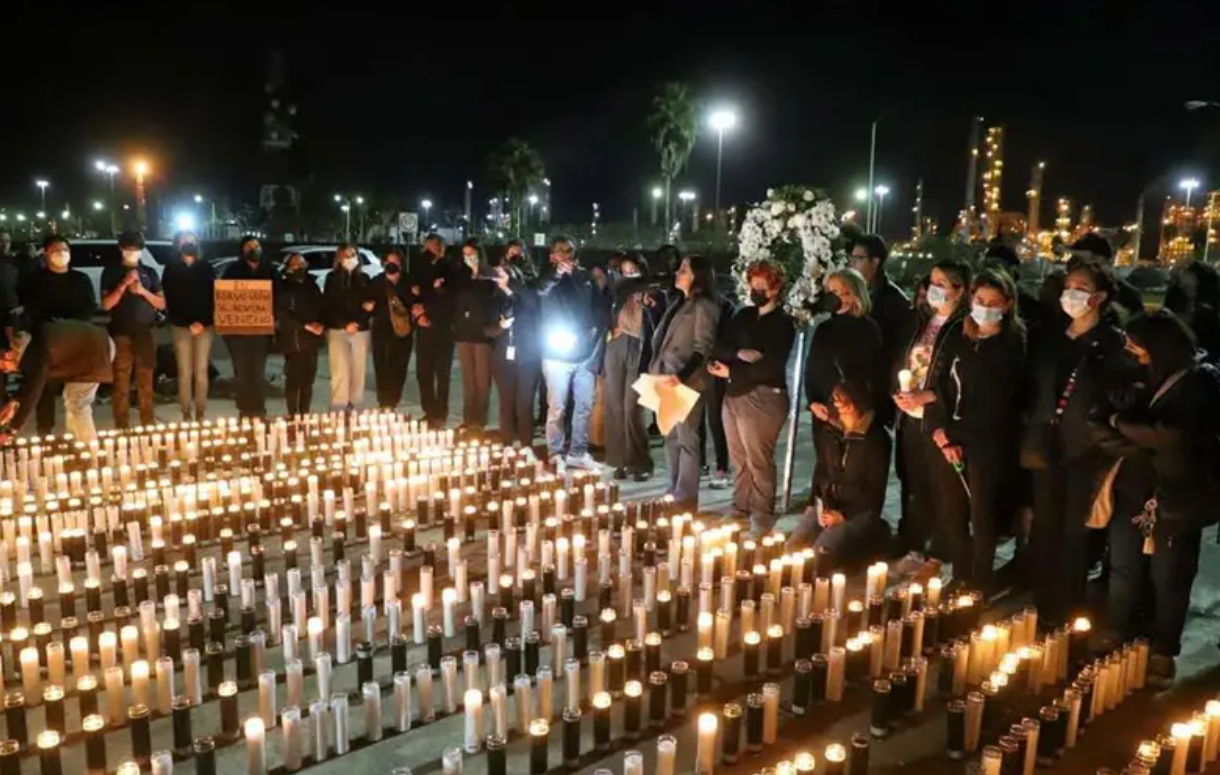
[29,342,1220,775]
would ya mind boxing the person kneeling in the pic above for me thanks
[789,381,891,570]
[0,320,114,443]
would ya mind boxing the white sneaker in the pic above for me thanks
[549,455,566,473]
[564,452,602,471]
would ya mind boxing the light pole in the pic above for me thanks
[35,180,49,214]
[650,186,663,227]
[421,199,433,231]
[1180,178,1201,210]
[355,196,365,242]
[708,107,737,228]
[194,194,217,238]
[132,160,149,232]
[866,119,879,233]
[678,190,695,235]
[95,161,120,235]
[528,194,539,229]
[873,185,891,233]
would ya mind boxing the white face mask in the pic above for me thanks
[342,257,358,272]
[1060,289,1094,319]
[926,285,949,308]
[48,251,70,269]
[122,250,141,267]
[464,254,479,269]
[971,304,1004,326]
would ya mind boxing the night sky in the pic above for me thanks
[3,2,1219,234]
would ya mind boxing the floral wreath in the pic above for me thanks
[733,186,845,324]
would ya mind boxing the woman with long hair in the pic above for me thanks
[322,243,374,410]
[604,253,655,480]
[490,248,542,447]
[925,268,1026,593]
[453,239,498,430]
[1092,310,1219,687]
[276,252,325,415]
[891,257,972,576]
[648,254,722,509]
[369,249,415,409]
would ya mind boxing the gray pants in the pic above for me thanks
[723,386,789,527]
[170,325,213,419]
[457,341,494,429]
[603,335,650,470]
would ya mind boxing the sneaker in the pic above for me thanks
[565,452,602,471]
[1146,654,1176,690]
[613,467,628,481]
[891,551,928,577]
[631,469,653,483]
[709,470,731,489]
[549,455,566,473]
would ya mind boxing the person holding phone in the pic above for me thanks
[100,231,165,428]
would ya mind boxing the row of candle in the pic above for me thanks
[1120,696,1220,775]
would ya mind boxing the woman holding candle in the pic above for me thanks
[707,260,796,534]
[276,253,325,416]
[1021,255,1135,626]
[322,243,375,411]
[1091,310,1220,688]
[890,257,971,577]
[923,268,1026,595]
[453,240,500,431]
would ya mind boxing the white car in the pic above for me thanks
[37,239,173,303]
[213,245,383,288]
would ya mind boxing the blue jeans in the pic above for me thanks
[542,360,595,457]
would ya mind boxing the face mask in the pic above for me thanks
[749,290,770,307]
[1060,289,1093,319]
[818,293,842,314]
[621,270,639,279]
[384,263,401,276]
[926,285,949,308]
[244,248,262,262]
[464,255,479,269]
[971,304,1005,326]
[122,250,141,267]
[180,243,198,258]
[286,266,307,280]
[48,251,70,269]
[342,257,359,272]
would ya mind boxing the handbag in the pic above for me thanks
[1020,357,1085,470]
[386,286,412,338]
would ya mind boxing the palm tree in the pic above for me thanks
[648,82,698,229]
[487,138,546,236]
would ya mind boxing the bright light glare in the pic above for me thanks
[194,194,204,203]
[547,327,578,354]
[95,160,107,171]
[174,212,196,231]
[875,185,891,197]
[651,187,663,199]
[1180,178,1201,191]
[355,196,364,205]
[528,195,539,205]
[709,108,738,133]
[678,191,696,202]
[133,160,148,177]
[421,199,433,210]
[854,188,868,202]
[93,201,104,211]
[35,180,49,190]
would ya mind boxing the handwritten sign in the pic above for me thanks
[214,279,274,335]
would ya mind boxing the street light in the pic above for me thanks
[92,201,104,211]
[132,160,149,231]
[854,188,868,203]
[421,198,433,227]
[650,186,663,226]
[94,161,120,235]
[874,185,891,232]
[35,180,49,212]
[708,107,738,225]
[1186,100,1220,111]
[1180,177,1201,210]
[339,203,351,241]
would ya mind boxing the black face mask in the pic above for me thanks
[749,290,770,307]
[244,248,262,263]
[818,293,843,314]
[180,243,198,257]
[384,263,401,276]
[286,268,307,281]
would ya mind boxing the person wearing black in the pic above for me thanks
[17,235,96,435]
[222,236,276,419]
[805,267,886,435]
[323,244,374,410]
[848,233,912,416]
[1020,256,1136,626]
[1164,260,1220,364]
[787,381,891,566]
[709,260,795,532]
[891,257,972,577]
[453,239,498,430]
[276,253,325,415]
[0,320,113,443]
[369,249,415,410]
[100,231,165,429]
[648,254,721,508]
[490,251,542,447]
[1090,310,1218,687]
[603,253,655,480]
[538,236,610,470]
[701,291,736,488]
[0,230,29,346]
[1070,233,1144,317]
[924,268,1026,594]
[410,234,458,427]
[162,231,215,421]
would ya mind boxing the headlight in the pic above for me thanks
[546,327,578,354]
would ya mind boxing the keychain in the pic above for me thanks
[1133,496,1158,555]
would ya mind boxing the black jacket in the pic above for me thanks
[322,268,373,331]
[537,267,609,365]
[162,259,216,328]
[1021,319,1137,467]
[805,314,885,409]
[494,265,543,363]
[452,274,501,344]
[222,255,277,281]
[368,273,416,337]
[812,413,892,524]
[713,305,796,398]
[275,275,324,354]
[19,268,96,325]
[409,252,460,328]
[869,271,913,364]
[925,323,1026,453]
[10,320,112,433]
[1090,365,1220,537]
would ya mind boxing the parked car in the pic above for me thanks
[212,245,382,288]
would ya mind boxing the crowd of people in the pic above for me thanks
[0,225,1219,687]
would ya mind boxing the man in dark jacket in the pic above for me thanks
[101,231,165,428]
[222,236,276,418]
[848,234,911,425]
[0,320,113,443]
[538,236,610,469]
[410,234,459,426]
[162,232,216,420]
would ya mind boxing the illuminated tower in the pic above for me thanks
[980,126,1004,239]
[1076,204,1094,240]
[958,116,984,239]
[1026,161,1045,241]
[1055,197,1072,243]
[1206,191,1219,261]
[912,179,924,240]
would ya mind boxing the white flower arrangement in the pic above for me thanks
[733,186,845,323]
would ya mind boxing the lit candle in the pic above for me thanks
[394,671,412,732]
[624,749,644,775]
[245,717,267,775]
[331,693,350,756]
[656,733,677,775]
[20,646,41,703]
[697,611,713,652]
[155,656,174,715]
[104,665,126,726]
[827,647,846,702]
[258,671,277,728]
[696,712,718,775]
[824,743,846,775]
[417,663,435,723]
[413,593,427,645]
[762,682,780,744]
[282,705,303,772]
[307,617,324,661]
[464,689,483,753]
[831,573,846,614]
